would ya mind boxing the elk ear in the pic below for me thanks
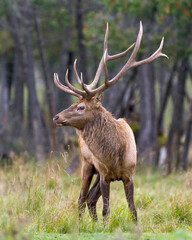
[93,93,103,107]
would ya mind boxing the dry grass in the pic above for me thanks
[0,156,191,239]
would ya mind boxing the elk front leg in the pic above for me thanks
[78,161,94,219]
[100,177,110,224]
[123,178,137,222]
[87,173,101,221]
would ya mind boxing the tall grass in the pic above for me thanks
[0,156,191,238]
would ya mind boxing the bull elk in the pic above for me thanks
[53,22,168,223]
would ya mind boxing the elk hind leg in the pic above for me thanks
[87,173,101,221]
[78,162,94,219]
[123,178,137,222]
[100,177,110,224]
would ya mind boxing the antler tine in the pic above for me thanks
[86,23,135,91]
[54,73,80,97]
[103,49,109,86]
[74,59,82,85]
[73,59,92,96]
[133,37,169,67]
[84,23,109,91]
[65,69,86,97]
[104,22,109,50]
[108,43,135,60]
[125,21,168,67]
[126,21,143,65]
[80,72,92,96]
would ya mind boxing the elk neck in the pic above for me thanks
[80,106,126,161]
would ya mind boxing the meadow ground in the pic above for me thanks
[0,156,191,239]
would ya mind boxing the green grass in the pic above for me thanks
[32,231,192,240]
[0,157,191,239]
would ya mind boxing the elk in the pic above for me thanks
[53,22,168,223]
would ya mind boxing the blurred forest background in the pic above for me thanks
[0,0,192,174]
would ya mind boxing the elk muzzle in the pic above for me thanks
[53,115,68,126]
[53,115,59,123]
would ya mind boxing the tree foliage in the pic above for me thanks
[0,0,191,172]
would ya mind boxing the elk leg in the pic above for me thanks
[123,178,137,222]
[78,162,94,218]
[87,173,101,221]
[100,177,110,224]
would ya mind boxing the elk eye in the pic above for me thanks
[77,105,85,111]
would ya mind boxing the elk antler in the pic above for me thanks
[54,72,80,97]
[54,21,168,99]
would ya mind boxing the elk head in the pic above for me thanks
[53,94,102,129]
[53,22,168,129]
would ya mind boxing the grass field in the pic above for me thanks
[0,157,191,239]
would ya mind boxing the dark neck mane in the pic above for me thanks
[81,106,125,160]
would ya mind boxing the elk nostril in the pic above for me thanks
[53,116,59,122]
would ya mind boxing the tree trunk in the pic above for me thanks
[180,99,192,171]
[57,0,73,111]
[166,57,188,173]
[157,62,177,135]
[24,14,50,161]
[12,49,24,139]
[33,8,58,150]
[10,0,50,161]
[58,48,73,110]
[75,0,89,83]
[0,57,9,124]
[0,56,9,154]
[137,61,157,164]
[9,14,24,140]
